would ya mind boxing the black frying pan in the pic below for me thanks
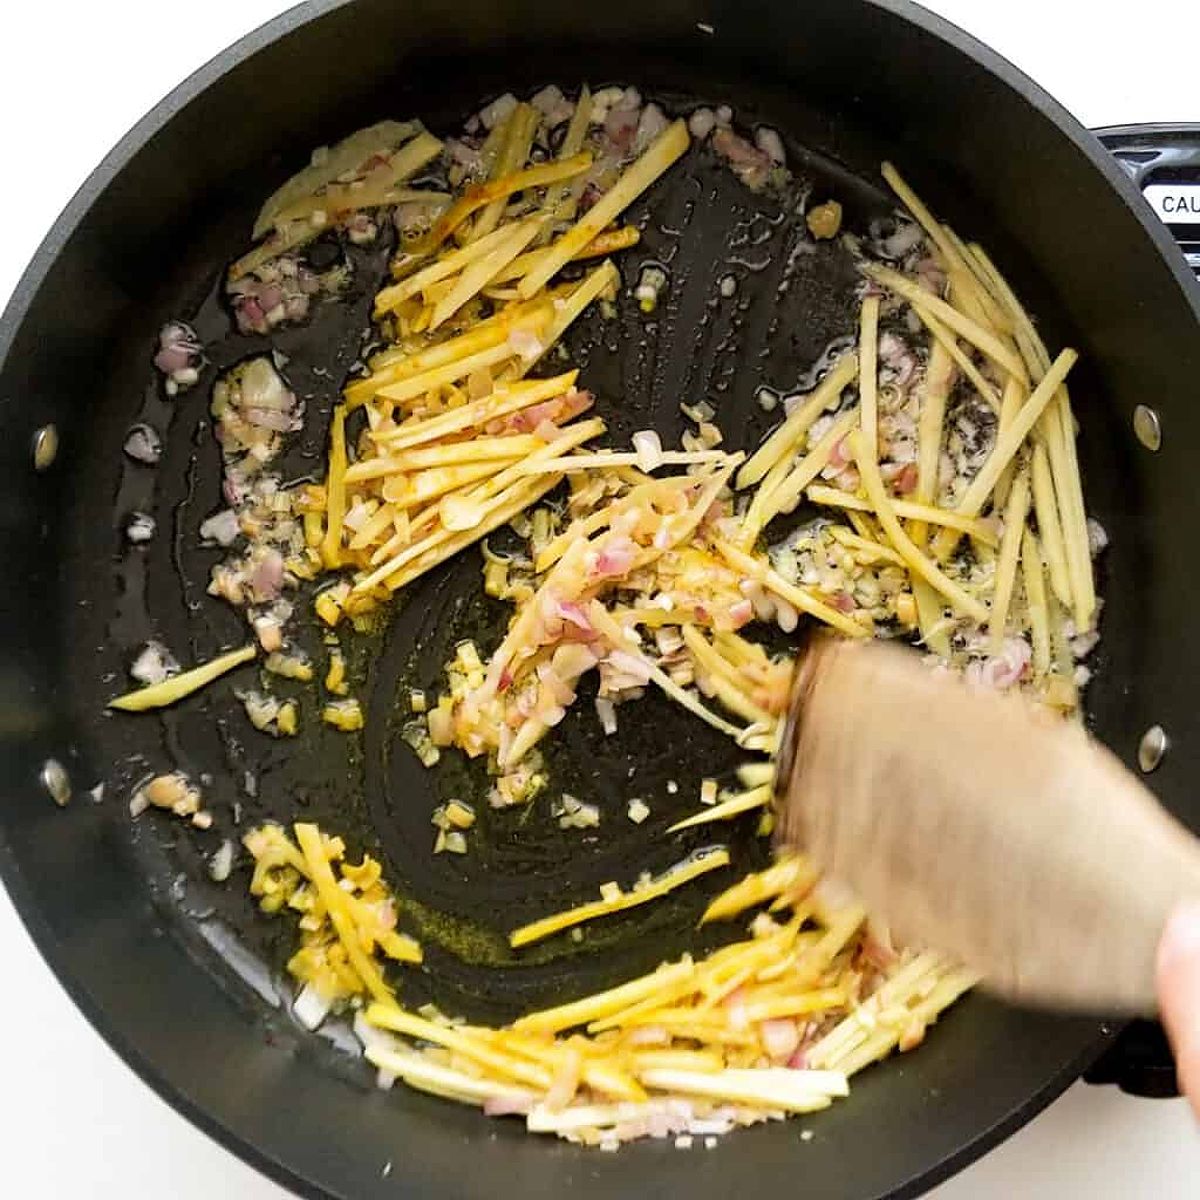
[3,2,1199,1197]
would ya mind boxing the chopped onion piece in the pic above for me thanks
[125,512,157,544]
[130,640,179,686]
[595,696,618,735]
[293,983,333,1030]
[209,839,235,882]
[632,430,664,472]
[124,423,163,465]
[199,508,241,546]
[440,492,487,532]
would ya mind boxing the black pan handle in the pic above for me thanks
[1095,123,1200,276]
[1083,1019,1179,1099]
[1076,123,1200,1102]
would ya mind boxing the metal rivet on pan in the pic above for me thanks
[40,758,71,807]
[1132,405,1161,452]
[31,423,58,471]
[1137,725,1168,774]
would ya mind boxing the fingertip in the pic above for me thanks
[1157,901,1200,1120]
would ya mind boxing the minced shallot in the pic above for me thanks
[200,508,241,547]
[124,423,163,465]
[130,640,179,686]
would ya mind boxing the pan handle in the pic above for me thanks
[1094,123,1200,276]
[1083,1019,1179,1099]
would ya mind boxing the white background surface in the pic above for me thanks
[1,2,1197,1195]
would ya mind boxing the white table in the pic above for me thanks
[1,2,1196,1195]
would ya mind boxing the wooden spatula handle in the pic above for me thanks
[776,637,1200,1014]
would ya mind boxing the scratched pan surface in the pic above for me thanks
[5,2,1199,1198]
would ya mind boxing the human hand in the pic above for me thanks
[1157,902,1200,1119]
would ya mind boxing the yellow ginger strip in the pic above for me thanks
[930,347,1077,560]
[374,371,579,449]
[879,162,1012,334]
[1022,528,1052,675]
[827,525,905,567]
[294,823,393,1003]
[910,303,1001,411]
[967,243,1095,630]
[859,296,881,461]
[879,162,966,275]
[1049,380,1095,631]
[737,354,858,489]
[471,103,538,244]
[515,960,698,1034]
[376,342,527,404]
[354,456,584,596]
[987,466,1031,652]
[231,131,444,279]
[376,476,565,595]
[535,503,625,573]
[806,952,946,1068]
[738,987,850,1024]
[365,1043,538,1107]
[848,430,988,622]
[538,84,592,235]
[835,969,978,1077]
[431,217,545,330]
[245,827,421,962]
[744,407,860,540]
[681,628,774,720]
[1031,441,1072,607]
[738,456,791,551]
[864,264,1025,380]
[989,375,1026,510]
[701,857,815,924]
[345,434,543,484]
[805,486,999,546]
[636,1066,847,1113]
[579,619,749,740]
[254,120,423,237]
[374,220,534,316]
[517,259,622,374]
[627,1050,725,1074]
[365,1004,554,1090]
[371,291,557,371]
[109,645,256,712]
[510,449,731,476]
[320,406,348,568]
[585,975,714,1034]
[737,762,776,788]
[348,300,553,405]
[692,671,776,729]
[508,849,731,948]
[420,151,594,253]
[913,582,950,658]
[271,131,443,228]
[383,460,508,511]
[793,907,869,989]
[667,786,772,832]
[937,221,1015,335]
[517,120,690,298]
[712,539,871,639]
[492,226,640,285]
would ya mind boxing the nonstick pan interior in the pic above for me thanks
[58,47,1120,1179]
[8,2,1198,1196]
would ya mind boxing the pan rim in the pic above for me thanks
[0,0,1170,1195]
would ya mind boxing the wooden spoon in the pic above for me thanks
[775,635,1200,1014]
